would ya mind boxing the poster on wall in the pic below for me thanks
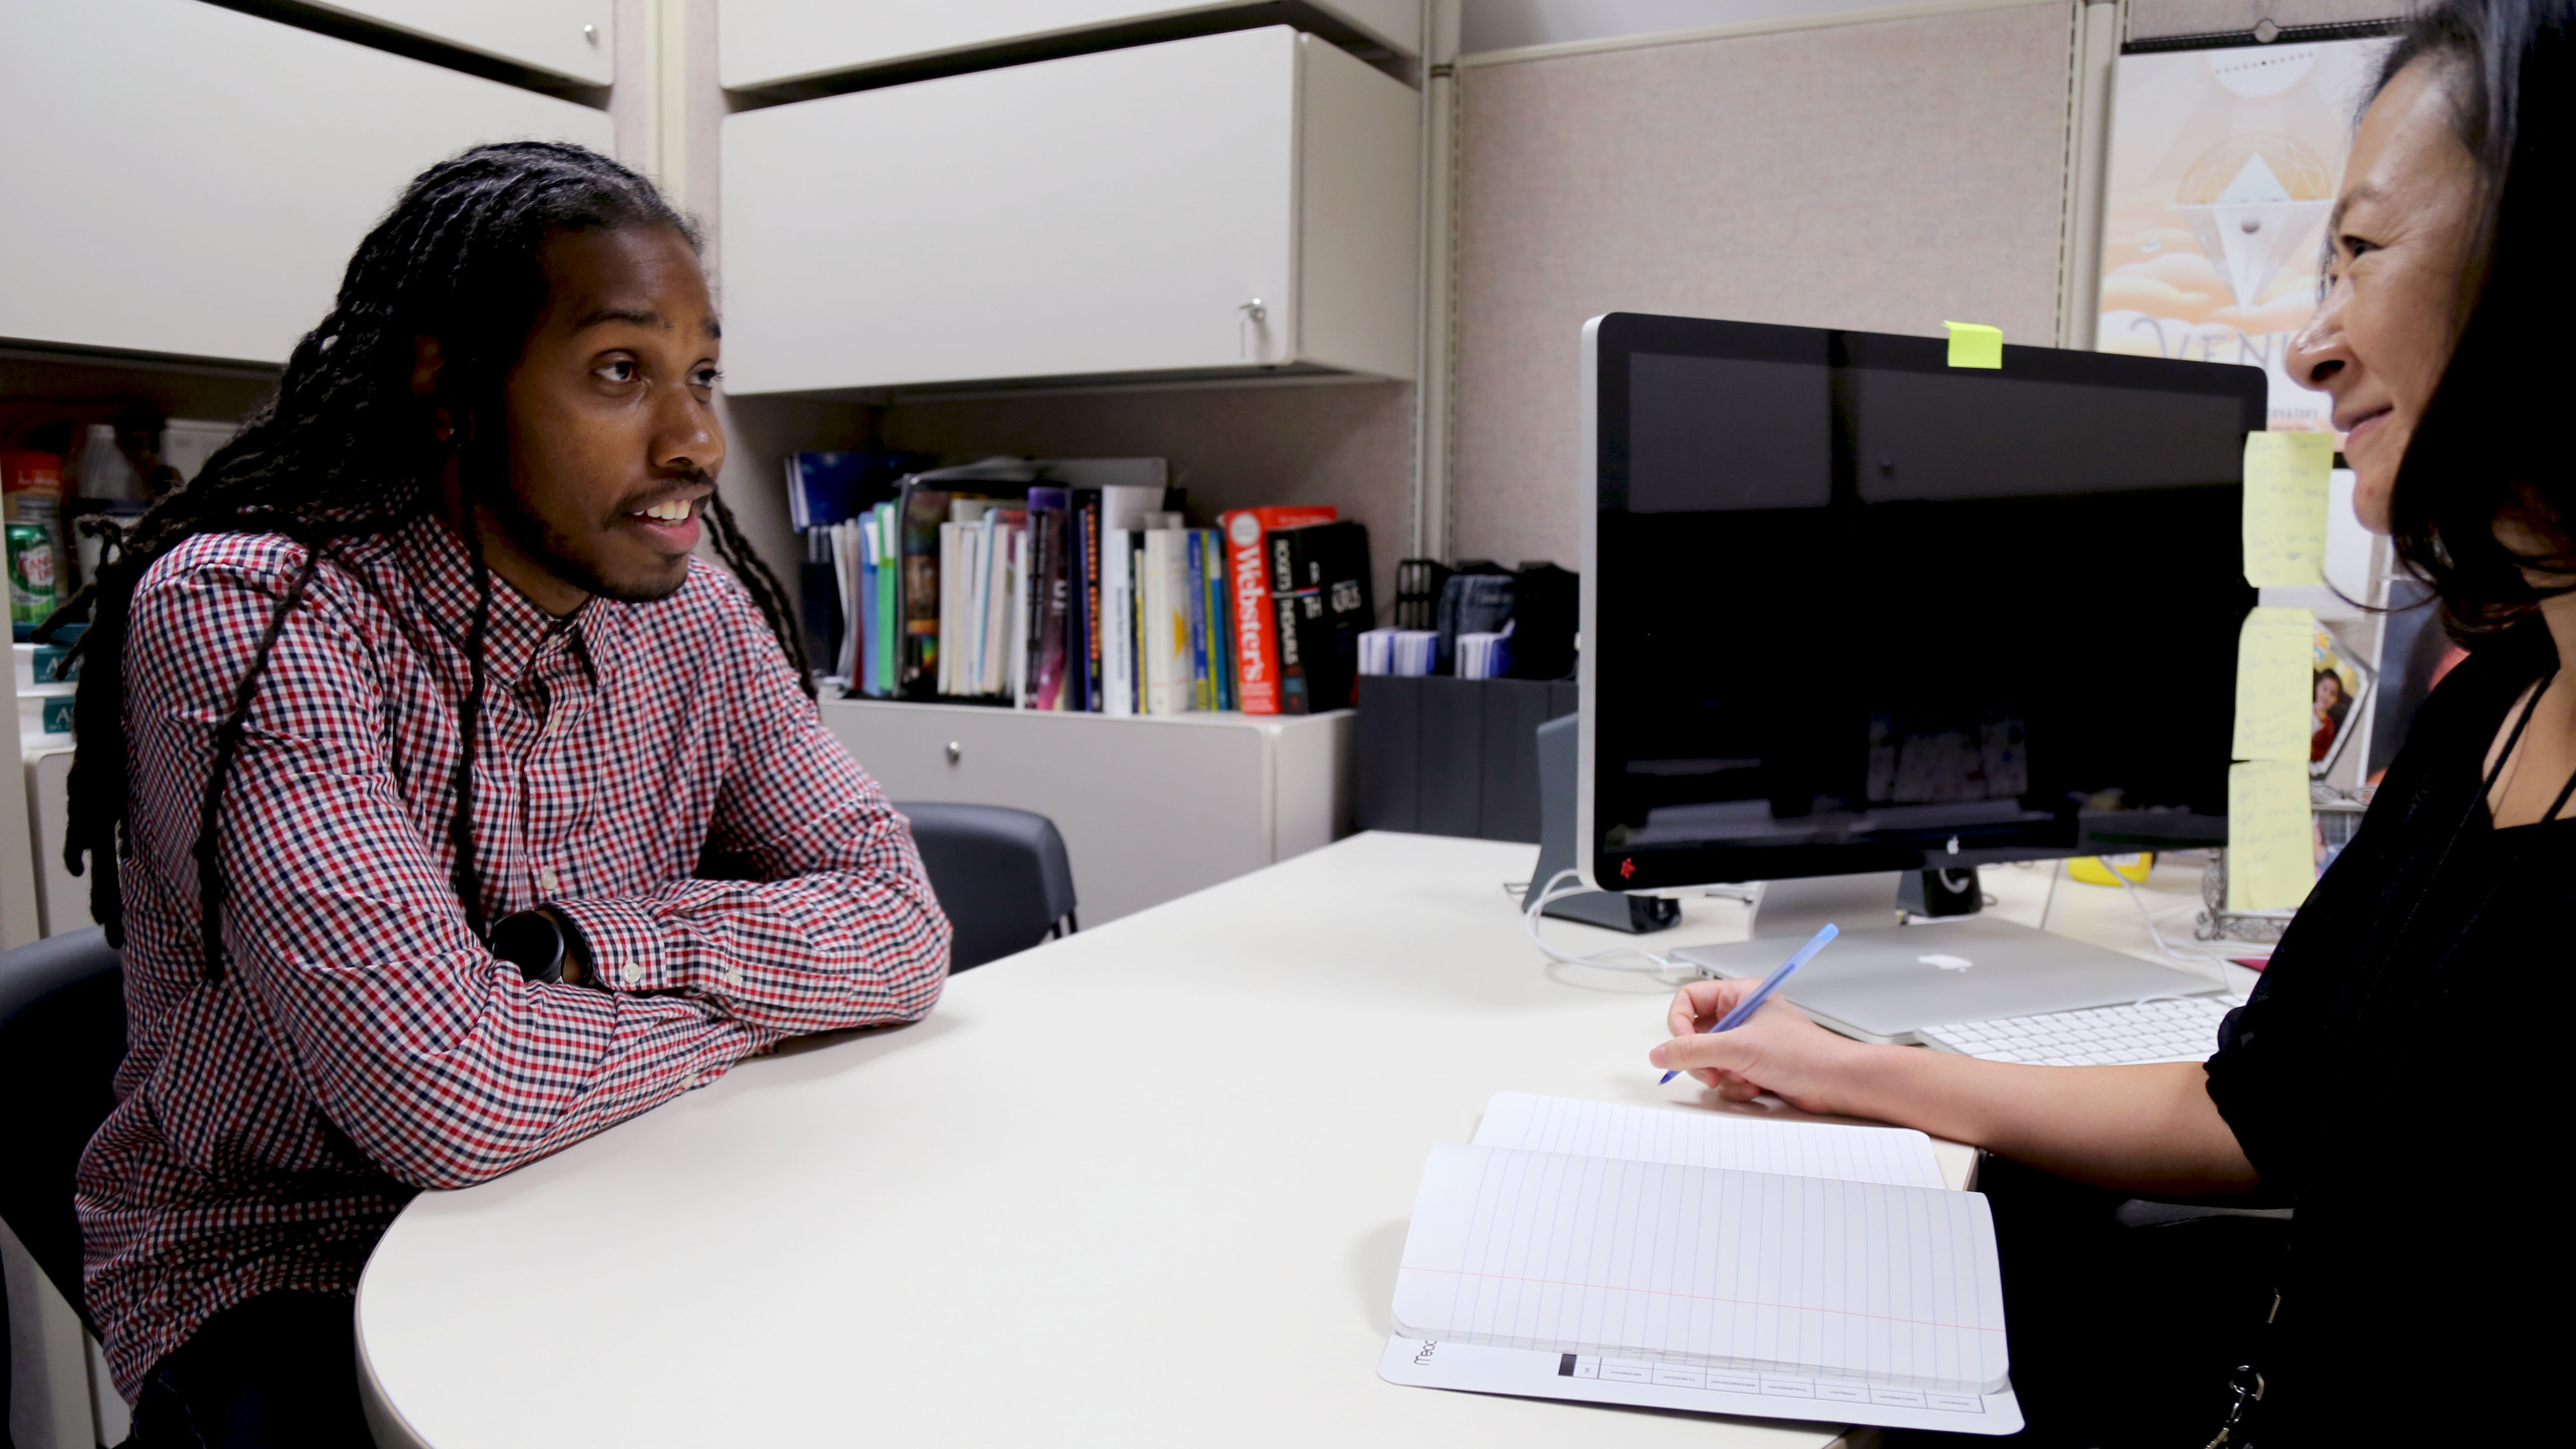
[2097,37,2396,431]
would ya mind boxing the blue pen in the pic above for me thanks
[1659,923,1840,1084]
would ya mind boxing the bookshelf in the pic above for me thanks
[821,698,1351,926]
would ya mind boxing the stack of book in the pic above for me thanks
[790,454,1373,716]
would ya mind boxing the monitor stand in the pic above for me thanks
[1522,716,1680,934]
[1678,869,2226,1045]
[1743,871,1908,940]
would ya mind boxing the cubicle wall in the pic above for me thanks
[1437,0,2406,578]
[1445,0,2078,575]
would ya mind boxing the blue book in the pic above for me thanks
[1205,529,1237,710]
[856,516,881,696]
[1185,530,1212,710]
[785,450,927,531]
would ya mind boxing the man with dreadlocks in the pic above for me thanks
[46,143,952,1443]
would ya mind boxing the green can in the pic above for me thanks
[8,520,58,628]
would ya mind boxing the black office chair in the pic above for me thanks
[0,927,126,1337]
[893,803,1078,972]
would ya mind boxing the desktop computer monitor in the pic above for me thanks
[1577,312,2267,907]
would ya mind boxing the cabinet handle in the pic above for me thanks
[945,741,963,765]
[1238,299,1269,362]
[583,23,598,44]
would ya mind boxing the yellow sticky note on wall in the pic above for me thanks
[2242,431,2333,587]
[2227,760,2315,912]
[1944,321,2003,368]
[2232,606,2316,762]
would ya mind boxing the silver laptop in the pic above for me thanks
[1670,918,2227,1045]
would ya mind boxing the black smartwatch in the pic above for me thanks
[491,909,572,985]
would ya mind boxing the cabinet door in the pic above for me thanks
[306,0,615,85]
[721,0,1419,91]
[0,0,613,365]
[821,703,1279,925]
[725,27,1296,392]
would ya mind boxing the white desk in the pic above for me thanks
[357,834,2230,1448]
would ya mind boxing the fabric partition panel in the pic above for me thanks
[1448,0,2078,574]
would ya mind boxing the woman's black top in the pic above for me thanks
[2204,619,2572,1440]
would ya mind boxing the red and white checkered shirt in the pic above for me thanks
[78,515,950,1398]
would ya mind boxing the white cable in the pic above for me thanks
[2099,859,2255,990]
[1522,868,1698,982]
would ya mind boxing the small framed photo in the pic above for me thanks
[2310,625,2374,779]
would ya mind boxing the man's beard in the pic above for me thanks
[487,479,693,604]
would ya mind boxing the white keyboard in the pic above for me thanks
[1917,994,2240,1066]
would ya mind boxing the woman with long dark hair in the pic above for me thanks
[1650,1,2572,1440]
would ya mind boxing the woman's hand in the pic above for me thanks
[1650,977,1878,1115]
[1651,978,2262,1195]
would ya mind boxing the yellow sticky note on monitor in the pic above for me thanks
[1944,321,2003,369]
[2232,606,2315,762]
[2227,760,2314,912]
[2242,431,2333,587]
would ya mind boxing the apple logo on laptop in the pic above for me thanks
[1917,953,1974,971]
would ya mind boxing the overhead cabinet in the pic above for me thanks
[301,0,617,85]
[722,26,1420,394]
[0,0,613,366]
[720,0,1420,91]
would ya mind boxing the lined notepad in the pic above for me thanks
[1392,1096,2008,1398]
[1474,1092,1947,1189]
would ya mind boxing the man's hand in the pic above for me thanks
[1649,978,1877,1115]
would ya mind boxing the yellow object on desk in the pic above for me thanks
[2068,853,2154,886]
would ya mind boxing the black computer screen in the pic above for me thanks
[1587,313,2266,891]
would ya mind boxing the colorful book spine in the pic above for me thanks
[1206,529,1237,711]
[874,502,898,697]
[856,513,883,696]
[1074,490,1103,712]
[1184,530,1212,712]
[1138,528,1159,711]
[1219,506,1336,714]
[1273,588,1310,715]
[1025,488,1069,710]
[1142,528,1193,716]
[1265,520,1373,714]
[1008,523,1031,706]
[1101,525,1131,716]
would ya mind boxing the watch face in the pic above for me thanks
[491,911,565,983]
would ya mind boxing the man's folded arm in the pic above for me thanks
[131,555,760,1191]
[547,581,953,1036]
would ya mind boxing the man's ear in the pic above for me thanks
[412,335,454,443]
